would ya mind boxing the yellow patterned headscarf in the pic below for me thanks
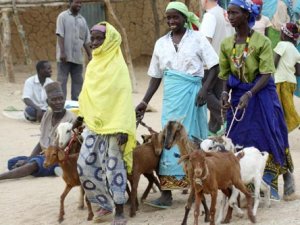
[166,1,200,29]
[78,22,136,173]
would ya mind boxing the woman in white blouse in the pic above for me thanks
[135,1,219,208]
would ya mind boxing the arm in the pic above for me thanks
[23,98,44,122]
[196,64,219,106]
[57,35,67,63]
[135,77,162,118]
[295,63,300,76]
[29,143,43,157]
[84,43,92,61]
[238,74,271,109]
[274,53,281,69]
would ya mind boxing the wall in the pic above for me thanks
[5,0,200,65]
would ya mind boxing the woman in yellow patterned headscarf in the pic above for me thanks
[77,22,136,225]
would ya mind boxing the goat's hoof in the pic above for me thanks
[250,215,256,223]
[204,218,210,223]
[87,213,94,221]
[58,217,64,223]
[78,205,84,210]
[129,212,136,218]
[221,219,230,224]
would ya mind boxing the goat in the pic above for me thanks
[181,150,255,225]
[201,136,270,222]
[129,132,163,217]
[43,145,93,223]
[163,120,210,224]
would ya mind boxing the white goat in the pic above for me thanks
[201,136,270,223]
[55,122,74,149]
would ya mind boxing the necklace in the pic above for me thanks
[231,30,252,69]
[170,33,179,51]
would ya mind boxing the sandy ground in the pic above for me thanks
[0,62,300,225]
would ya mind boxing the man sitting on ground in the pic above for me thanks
[0,82,76,180]
[22,61,53,122]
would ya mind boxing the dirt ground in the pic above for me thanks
[0,62,300,225]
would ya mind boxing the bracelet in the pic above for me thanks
[141,100,148,107]
[221,91,229,96]
[246,91,253,98]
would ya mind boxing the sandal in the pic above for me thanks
[144,198,172,209]
[93,208,112,223]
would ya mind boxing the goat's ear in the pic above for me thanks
[57,150,65,161]
[153,133,163,156]
[178,154,190,164]
[41,149,46,155]
[141,134,151,143]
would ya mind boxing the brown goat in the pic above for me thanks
[181,150,255,225]
[163,120,210,224]
[129,131,163,217]
[43,146,94,223]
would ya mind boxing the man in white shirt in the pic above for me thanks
[22,61,53,122]
[200,0,234,135]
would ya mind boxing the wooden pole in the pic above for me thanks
[1,9,15,83]
[103,0,137,93]
[151,0,160,40]
[12,0,32,65]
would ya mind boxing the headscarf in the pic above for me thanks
[90,24,106,33]
[252,0,262,6]
[281,22,299,40]
[165,1,200,29]
[79,22,136,173]
[229,0,260,28]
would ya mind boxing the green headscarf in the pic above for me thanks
[166,1,200,29]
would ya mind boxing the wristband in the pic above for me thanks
[246,91,252,98]
[141,100,148,107]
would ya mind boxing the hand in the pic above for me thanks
[135,102,147,121]
[116,133,128,146]
[87,54,92,62]
[36,109,44,122]
[237,92,251,110]
[221,92,231,110]
[195,88,207,107]
[72,116,84,131]
[12,160,27,169]
[60,52,67,63]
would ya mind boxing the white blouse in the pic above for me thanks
[148,29,219,78]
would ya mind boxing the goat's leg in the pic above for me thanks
[78,186,85,209]
[181,187,194,225]
[193,191,202,225]
[253,177,261,216]
[228,188,244,217]
[59,185,72,223]
[221,188,233,224]
[201,195,210,222]
[260,179,271,208]
[85,195,94,220]
[130,173,141,217]
[216,193,227,224]
[141,173,155,202]
[235,181,256,223]
[209,191,217,225]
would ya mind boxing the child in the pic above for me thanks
[274,22,300,132]
[252,0,272,36]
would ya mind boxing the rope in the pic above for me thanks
[136,116,158,134]
[226,106,245,138]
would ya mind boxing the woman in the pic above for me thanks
[77,22,136,225]
[136,1,219,208]
[220,0,297,201]
[274,22,300,132]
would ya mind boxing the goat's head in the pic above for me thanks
[202,136,236,153]
[55,122,73,149]
[141,132,164,156]
[163,120,185,150]
[43,145,65,168]
[189,151,206,178]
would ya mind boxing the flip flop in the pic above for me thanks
[144,198,172,209]
[93,208,112,223]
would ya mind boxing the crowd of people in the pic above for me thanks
[1,0,300,224]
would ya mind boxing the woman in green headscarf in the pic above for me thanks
[136,1,219,208]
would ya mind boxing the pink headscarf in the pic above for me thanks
[90,24,106,33]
